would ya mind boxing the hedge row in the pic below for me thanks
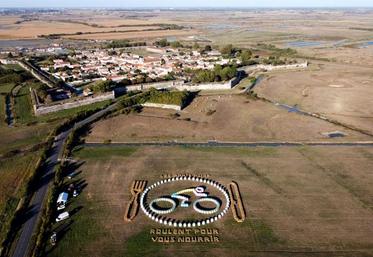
[146,90,194,108]
[0,130,56,257]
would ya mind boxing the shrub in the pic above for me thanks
[192,65,237,83]
[146,89,194,108]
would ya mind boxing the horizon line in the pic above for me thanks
[1,6,373,9]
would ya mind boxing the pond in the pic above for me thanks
[0,39,54,49]
[166,36,177,43]
[204,24,239,30]
[275,103,304,114]
[360,41,373,48]
[322,131,346,138]
[286,41,323,48]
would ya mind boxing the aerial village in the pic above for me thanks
[43,46,239,87]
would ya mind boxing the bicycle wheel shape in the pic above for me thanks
[140,175,231,227]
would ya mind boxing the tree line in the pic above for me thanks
[190,65,237,83]
[106,40,147,49]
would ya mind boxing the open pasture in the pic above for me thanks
[46,145,373,257]
[254,62,373,135]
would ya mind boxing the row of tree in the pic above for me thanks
[191,65,237,83]
[106,40,147,49]
[154,39,184,48]
[146,88,194,107]
[0,67,33,84]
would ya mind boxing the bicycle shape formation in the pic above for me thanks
[149,186,221,215]
[140,176,231,228]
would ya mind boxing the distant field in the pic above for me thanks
[0,19,163,39]
[88,19,163,27]
[46,145,373,257]
[64,29,197,40]
[0,13,190,40]
[2,10,373,68]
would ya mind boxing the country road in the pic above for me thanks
[11,131,69,257]
[11,100,122,257]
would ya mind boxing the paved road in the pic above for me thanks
[85,141,373,148]
[11,100,121,257]
[11,131,69,257]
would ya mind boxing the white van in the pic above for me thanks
[57,192,68,210]
[56,212,69,222]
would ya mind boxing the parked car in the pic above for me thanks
[73,189,78,197]
[67,172,76,179]
[56,212,69,222]
[67,183,75,192]
[50,232,57,246]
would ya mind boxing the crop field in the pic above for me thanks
[0,17,172,39]
[86,94,370,143]
[0,11,193,40]
[63,29,197,40]
[46,145,373,257]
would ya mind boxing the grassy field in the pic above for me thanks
[13,85,36,124]
[0,124,53,154]
[0,83,15,94]
[0,98,113,155]
[0,86,111,156]
[37,99,111,123]
[0,151,42,244]
[46,145,373,257]
[14,84,111,124]
[72,146,137,159]
[0,94,6,126]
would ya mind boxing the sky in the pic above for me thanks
[1,0,373,8]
